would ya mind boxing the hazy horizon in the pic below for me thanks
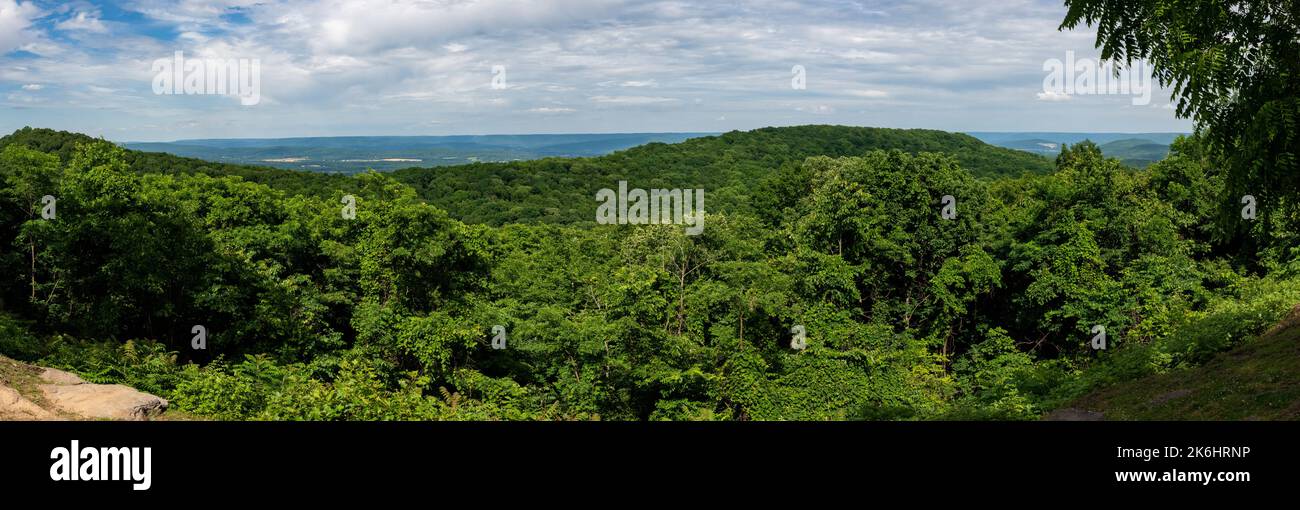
[108,127,1192,145]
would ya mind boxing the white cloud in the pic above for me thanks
[124,0,262,27]
[21,83,41,90]
[847,89,889,98]
[798,104,835,114]
[17,41,63,57]
[291,0,626,55]
[57,11,108,34]
[5,92,37,103]
[0,0,42,53]
[1035,90,1072,102]
[589,95,677,104]
[0,0,1193,138]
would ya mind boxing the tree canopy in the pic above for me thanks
[2,120,1294,420]
[1062,0,1300,238]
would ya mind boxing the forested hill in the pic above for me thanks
[0,127,352,197]
[1,125,1050,225]
[394,125,1052,224]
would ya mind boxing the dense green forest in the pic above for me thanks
[389,126,1054,225]
[1,122,1296,420]
[1,0,1296,421]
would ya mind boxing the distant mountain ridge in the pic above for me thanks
[124,133,716,173]
[967,131,1187,168]
[123,130,1187,173]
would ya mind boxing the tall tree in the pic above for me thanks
[1061,0,1300,237]
[0,145,61,304]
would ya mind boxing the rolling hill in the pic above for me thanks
[387,125,1055,224]
[4,125,1053,225]
[968,131,1186,168]
[1097,138,1172,168]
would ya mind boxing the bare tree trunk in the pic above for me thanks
[29,240,37,300]
[676,266,687,335]
[738,305,745,344]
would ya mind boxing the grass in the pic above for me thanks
[0,354,53,409]
[151,408,205,421]
[1069,314,1300,420]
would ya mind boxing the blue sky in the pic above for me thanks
[0,0,1194,141]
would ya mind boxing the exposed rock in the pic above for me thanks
[35,367,168,420]
[40,367,86,386]
[0,385,56,420]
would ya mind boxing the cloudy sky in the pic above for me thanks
[0,0,1193,141]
